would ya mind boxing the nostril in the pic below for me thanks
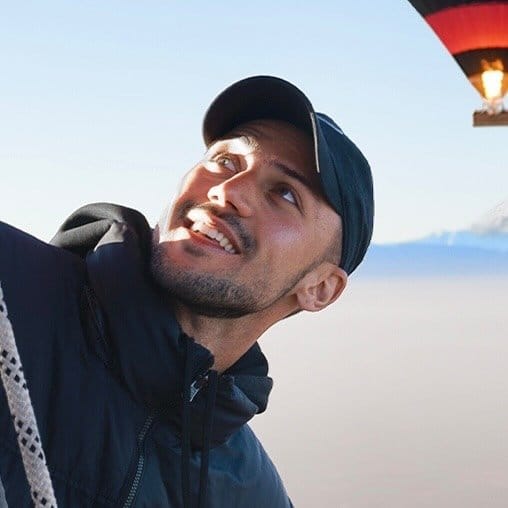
[207,178,255,218]
[207,185,224,205]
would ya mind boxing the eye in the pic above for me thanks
[213,155,237,173]
[274,185,298,206]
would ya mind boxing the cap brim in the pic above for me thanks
[203,76,317,147]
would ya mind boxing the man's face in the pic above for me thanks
[151,119,341,318]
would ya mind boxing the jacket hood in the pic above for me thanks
[51,203,273,449]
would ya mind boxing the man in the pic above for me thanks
[0,76,374,507]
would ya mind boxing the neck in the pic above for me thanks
[174,303,286,373]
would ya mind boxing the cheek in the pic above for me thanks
[262,220,309,261]
[156,204,171,232]
[267,218,327,267]
[166,173,211,221]
[176,169,220,203]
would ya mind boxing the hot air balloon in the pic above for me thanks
[408,0,508,126]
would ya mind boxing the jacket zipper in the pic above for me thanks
[121,369,208,507]
[122,414,155,508]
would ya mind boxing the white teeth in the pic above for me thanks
[190,221,236,253]
[202,224,215,238]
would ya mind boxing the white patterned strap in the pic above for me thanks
[0,283,57,508]
[0,474,7,508]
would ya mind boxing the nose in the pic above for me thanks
[207,171,256,217]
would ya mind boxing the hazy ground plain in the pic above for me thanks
[251,276,508,508]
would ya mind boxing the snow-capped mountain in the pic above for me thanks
[471,199,508,235]
[415,230,508,252]
[358,199,508,277]
[416,199,508,252]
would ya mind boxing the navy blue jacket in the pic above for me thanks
[0,204,292,507]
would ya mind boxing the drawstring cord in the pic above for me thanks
[0,283,57,508]
[181,339,193,508]
[181,339,218,508]
[198,370,217,508]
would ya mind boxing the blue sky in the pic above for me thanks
[2,0,507,243]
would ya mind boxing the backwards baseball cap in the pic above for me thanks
[202,76,374,275]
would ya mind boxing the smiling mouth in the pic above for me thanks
[189,220,238,254]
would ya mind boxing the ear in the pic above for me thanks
[295,263,347,312]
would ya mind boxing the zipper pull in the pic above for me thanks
[189,373,209,402]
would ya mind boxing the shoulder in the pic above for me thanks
[0,220,85,288]
[208,425,293,507]
[0,220,84,276]
[0,221,85,338]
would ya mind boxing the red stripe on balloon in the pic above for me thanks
[426,3,508,55]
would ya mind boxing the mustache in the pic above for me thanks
[178,201,257,253]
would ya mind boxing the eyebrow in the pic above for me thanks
[270,161,317,195]
[225,130,259,149]
[238,134,258,149]
[205,135,255,157]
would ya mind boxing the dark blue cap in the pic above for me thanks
[203,76,374,274]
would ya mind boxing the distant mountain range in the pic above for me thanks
[359,199,508,277]
[415,230,508,252]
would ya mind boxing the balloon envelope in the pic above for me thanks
[409,1,508,102]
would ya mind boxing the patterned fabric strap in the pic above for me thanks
[0,474,7,508]
[0,283,57,508]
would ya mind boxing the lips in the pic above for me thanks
[185,209,242,255]
[190,220,237,253]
